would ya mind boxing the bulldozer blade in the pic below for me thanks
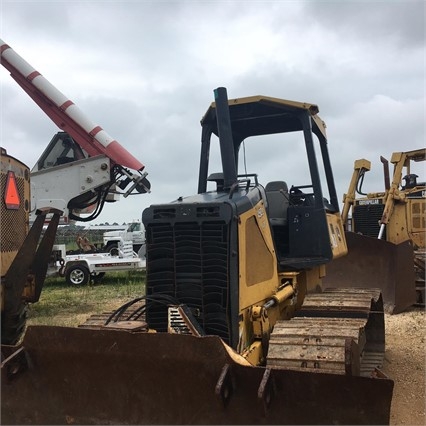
[323,231,416,314]
[2,325,393,425]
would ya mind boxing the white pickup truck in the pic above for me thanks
[103,221,145,256]
[50,241,145,285]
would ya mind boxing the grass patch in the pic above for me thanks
[27,270,146,328]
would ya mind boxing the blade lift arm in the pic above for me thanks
[341,159,371,226]
[378,151,415,239]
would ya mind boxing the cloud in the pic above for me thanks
[1,0,424,224]
[305,1,424,48]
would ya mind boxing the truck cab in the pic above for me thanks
[103,221,145,256]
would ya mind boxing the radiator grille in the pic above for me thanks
[145,221,231,344]
[353,203,385,238]
[411,200,425,231]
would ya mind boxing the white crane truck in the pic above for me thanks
[1,37,150,343]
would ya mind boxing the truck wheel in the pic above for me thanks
[106,243,119,256]
[66,265,90,286]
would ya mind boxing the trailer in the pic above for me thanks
[50,241,145,285]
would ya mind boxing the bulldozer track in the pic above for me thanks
[79,299,147,330]
[415,249,425,306]
[80,290,386,379]
[267,288,385,377]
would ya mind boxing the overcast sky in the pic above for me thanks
[1,0,424,225]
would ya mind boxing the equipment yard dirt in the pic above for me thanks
[383,307,425,425]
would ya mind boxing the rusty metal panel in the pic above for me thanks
[2,326,393,425]
[323,232,416,314]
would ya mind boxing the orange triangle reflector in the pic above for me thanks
[4,171,20,209]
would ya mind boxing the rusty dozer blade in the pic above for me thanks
[323,231,416,314]
[2,325,393,425]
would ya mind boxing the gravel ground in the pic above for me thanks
[381,307,425,425]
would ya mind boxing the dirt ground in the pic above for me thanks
[382,307,425,425]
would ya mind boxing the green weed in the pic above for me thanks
[27,271,146,327]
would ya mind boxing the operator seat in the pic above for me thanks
[265,181,290,226]
[265,181,290,257]
[207,172,225,192]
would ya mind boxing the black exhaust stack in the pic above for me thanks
[380,156,390,191]
[214,87,238,190]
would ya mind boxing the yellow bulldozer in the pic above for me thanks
[0,148,61,346]
[1,88,394,425]
[324,148,425,314]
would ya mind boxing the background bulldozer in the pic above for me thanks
[324,149,425,314]
[2,88,394,425]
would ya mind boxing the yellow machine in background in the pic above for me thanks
[325,148,425,313]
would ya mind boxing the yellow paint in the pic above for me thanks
[326,212,348,259]
[238,200,279,310]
